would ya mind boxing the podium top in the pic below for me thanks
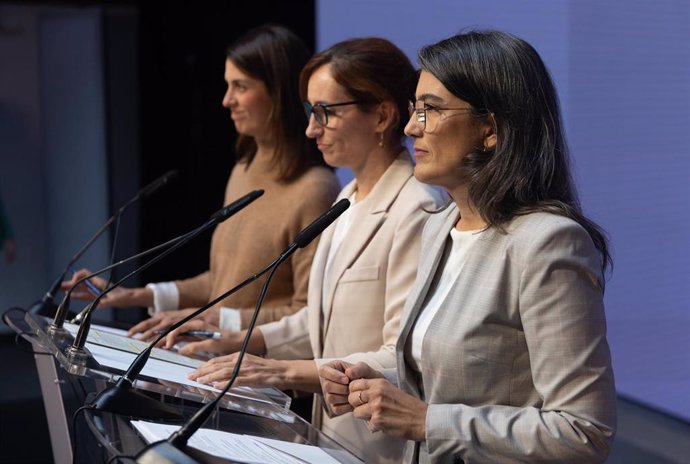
[16,310,292,419]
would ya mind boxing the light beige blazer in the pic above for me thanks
[260,152,445,463]
[394,204,616,463]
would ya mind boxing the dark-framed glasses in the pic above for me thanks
[408,100,480,132]
[303,100,373,127]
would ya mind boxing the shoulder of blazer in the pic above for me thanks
[421,203,458,245]
[362,151,416,214]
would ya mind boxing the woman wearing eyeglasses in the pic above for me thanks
[64,25,340,335]
[168,38,445,463]
[319,30,617,463]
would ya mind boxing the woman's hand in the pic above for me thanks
[174,327,254,356]
[61,268,152,308]
[349,375,428,441]
[127,308,197,341]
[187,352,290,390]
[160,318,223,350]
[319,360,383,416]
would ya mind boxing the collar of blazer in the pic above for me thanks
[396,204,458,397]
[319,150,416,339]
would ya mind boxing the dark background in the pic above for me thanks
[0,2,315,462]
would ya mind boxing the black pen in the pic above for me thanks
[69,266,101,297]
[152,330,222,339]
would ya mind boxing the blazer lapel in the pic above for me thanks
[307,206,338,358]
[396,204,459,396]
[321,152,414,338]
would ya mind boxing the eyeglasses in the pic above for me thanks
[303,100,373,127]
[408,100,481,132]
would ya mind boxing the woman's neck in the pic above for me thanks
[254,139,277,162]
[352,145,401,202]
[449,187,487,231]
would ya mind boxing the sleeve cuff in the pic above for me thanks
[145,282,179,315]
[219,307,242,331]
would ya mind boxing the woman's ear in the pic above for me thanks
[482,113,497,150]
[375,100,399,133]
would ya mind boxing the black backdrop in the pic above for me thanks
[131,1,315,308]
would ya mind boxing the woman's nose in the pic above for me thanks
[222,89,236,109]
[305,114,323,138]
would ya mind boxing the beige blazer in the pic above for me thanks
[393,204,616,463]
[260,152,445,463]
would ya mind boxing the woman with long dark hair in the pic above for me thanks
[320,30,616,463]
[66,25,340,334]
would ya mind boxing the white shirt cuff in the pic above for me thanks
[219,307,242,331]
[145,282,179,315]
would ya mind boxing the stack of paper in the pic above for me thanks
[131,420,343,464]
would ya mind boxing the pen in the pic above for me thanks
[69,266,101,297]
[180,330,222,339]
[153,330,222,339]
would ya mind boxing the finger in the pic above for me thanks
[188,358,230,379]
[128,317,159,336]
[366,420,380,433]
[329,402,355,416]
[69,290,94,300]
[197,367,235,385]
[348,378,369,393]
[351,403,372,422]
[321,379,350,396]
[319,364,350,385]
[139,323,168,342]
[344,362,376,381]
[179,339,216,356]
[348,389,369,408]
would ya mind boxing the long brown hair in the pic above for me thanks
[228,24,327,181]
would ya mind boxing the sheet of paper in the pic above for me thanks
[83,342,288,416]
[85,342,220,393]
[64,322,203,368]
[131,420,342,464]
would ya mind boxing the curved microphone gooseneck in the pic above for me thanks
[30,170,179,316]
[51,230,191,333]
[66,190,265,359]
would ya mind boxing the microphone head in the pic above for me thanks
[293,198,350,248]
[140,169,180,199]
[210,189,264,222]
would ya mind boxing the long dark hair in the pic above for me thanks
[299,37,417,142]
[419,30,611,275]
[227,24,326,181]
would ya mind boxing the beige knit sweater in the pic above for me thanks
[174,155,340,328]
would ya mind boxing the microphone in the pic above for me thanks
[134,199,350,458]
[29,170,179,317]
[64,190,265,359]
[69,186,266,326]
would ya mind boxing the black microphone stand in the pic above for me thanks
[29,170,179,317]
[65,190,264,360]
[49,231,192,334]
[138,249,290,460]
[90,247,285,421]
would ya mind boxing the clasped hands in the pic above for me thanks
[319,360,428,441]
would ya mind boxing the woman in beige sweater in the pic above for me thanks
[65,25,340,333]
